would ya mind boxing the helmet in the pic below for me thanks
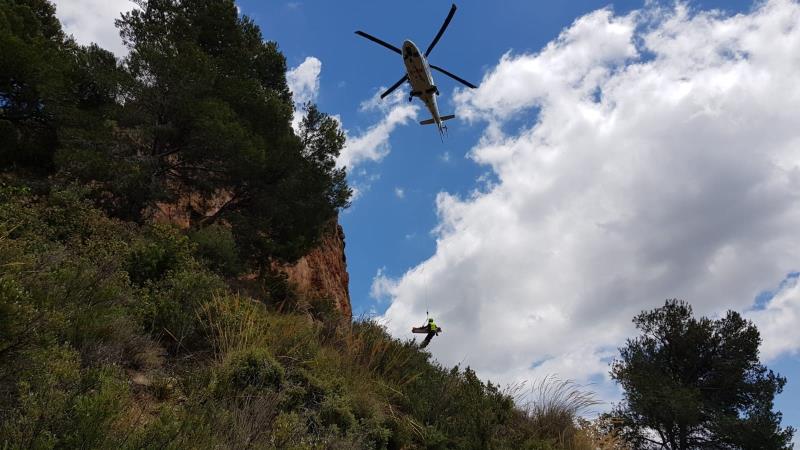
[428,318,434,323]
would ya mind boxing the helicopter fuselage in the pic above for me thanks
[402,40,444,132]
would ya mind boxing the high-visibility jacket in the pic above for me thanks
[429,321,437,332]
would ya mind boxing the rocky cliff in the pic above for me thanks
[281,218,352,318]
[153,200,352,318]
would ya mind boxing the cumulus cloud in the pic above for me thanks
[286,59,416,173]
[380,0,800,393]
[371,267,398,302]
[53,0,134,56]
[287,57,323,131]
[337,90,419,169]
[748,274,800,361]
[287,57,323,106]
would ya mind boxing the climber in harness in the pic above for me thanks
[412,317,442,349]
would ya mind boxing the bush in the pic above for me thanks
[141,267,226,351]
[516,377,601,449]
[0,182,616,449]
[197,293,268,358]
[189,224,243,276]
[221,347,285,393]
[261,313,321,363]
[128,224,194,285]
[0,186,143,368]
[0,345,130,449]
[319,395,356,432]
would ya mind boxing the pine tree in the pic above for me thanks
[608,300,794,449]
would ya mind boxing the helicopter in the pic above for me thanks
[355,3,477,137]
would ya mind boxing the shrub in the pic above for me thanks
[342,320,421,382]
[0,276,41,362]
[197,293,267,358]
[319,395,356,432]
[222,347,285,393]
[0,345,130,449]
[141,267,226,351]
[128,224,194,285]
[271,411,308,448]
[261,313,321,363]
[520,376,600,446]
[0,189,143,368]
[189,224,243,276]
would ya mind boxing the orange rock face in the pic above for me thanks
[281,219,352,319]
[152,197,352,319]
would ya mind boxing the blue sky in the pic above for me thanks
[239,0,798,431]
[55,0,799,437]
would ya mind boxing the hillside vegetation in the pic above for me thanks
[0,0,618,449]
[0,185,624,449]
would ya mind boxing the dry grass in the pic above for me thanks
[575,417,631,450]
[221,394,282,448]
[338,320,416,383]
[508,376,608,449]
[196,293,265,360]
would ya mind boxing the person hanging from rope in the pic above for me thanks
[412,317,442,348]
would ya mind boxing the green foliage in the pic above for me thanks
[97,0,351,265]
[140,267,226,351]
[503,377,607,450]
[219,347,285,394]
[197,293,270,357]
[0,185,142,368]
[0,0,123,173]
[608,299,795,449]
[5,0,350,267]
[319,395,357,432]
[189,224,243,276]
[0,0,67,171]
[0,184,595,449]
[0,2,625,448]
[128,224,194,285]
[1,345,130,449]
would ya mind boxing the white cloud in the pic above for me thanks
[370,267,398,302]
[287,57,323,131]
[287,57,322,106]
[286,60,416,174]
[381,0,800,393]
[337,90,419,169]
[394,187,405,199]
[53,0,134,56]
[748,274,800,361]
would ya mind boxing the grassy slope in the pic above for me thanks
[0,183,623,449]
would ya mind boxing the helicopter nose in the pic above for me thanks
[403,40,419,57]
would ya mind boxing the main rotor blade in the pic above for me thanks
[380,75,409,99]
[355,31,401,55]
[424,4,457,57]
[429,64,477,89]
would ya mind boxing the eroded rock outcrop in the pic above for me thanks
[281,219,351,318]
[152,199,352,318]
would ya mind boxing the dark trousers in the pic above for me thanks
[420,332,435,348]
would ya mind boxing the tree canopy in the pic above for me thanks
[609,299,794,449]
[2,0,351,269]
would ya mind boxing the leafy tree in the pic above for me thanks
[0,0,70,170]
[608,299,794,449]
[84,0,351,263]
[0,0,121,173]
